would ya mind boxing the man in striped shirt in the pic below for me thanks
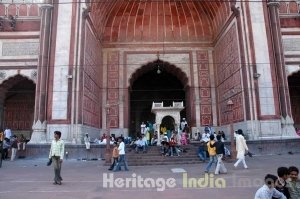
[49,131,65,185]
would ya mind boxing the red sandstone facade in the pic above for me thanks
[0,0,299,143]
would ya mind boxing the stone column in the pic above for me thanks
[267,0,295,136]
[0,97,4,131]
[30,3,53,143]
[156,123,161,146]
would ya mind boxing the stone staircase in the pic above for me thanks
[125,145,201,166]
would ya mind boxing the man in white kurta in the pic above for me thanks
[234,129,248,169]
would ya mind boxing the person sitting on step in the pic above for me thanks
[169,137,180,156]
[161,138,170,156]
[135,136,146,153]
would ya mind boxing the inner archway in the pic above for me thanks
[0,75,35,138]
[129,61,187,137]
[161,115,176,135]
[288,72,300,129]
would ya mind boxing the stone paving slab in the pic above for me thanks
[0,153,299,199]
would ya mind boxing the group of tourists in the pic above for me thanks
[45,117,299,199]
[0,128,27,161]
[200,129,250,175]
[254,166,300,199]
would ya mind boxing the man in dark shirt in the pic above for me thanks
[210,135,227,175]
[273,167,290,199]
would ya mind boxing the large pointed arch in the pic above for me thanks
[0,75,36,136]
[129,59,189,89]
[90,0,232,43]
[128,60,189,136]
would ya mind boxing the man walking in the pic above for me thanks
[210,135,227,175]
[234,129,248,169]
[113,137,129,171]
[205,134,217,173]
[49,131,65,185]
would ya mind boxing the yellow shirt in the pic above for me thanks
[207,140,216,156]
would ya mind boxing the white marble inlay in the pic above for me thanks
[0,39,39,59]
[52,0,72,120]
[249,1,275,115]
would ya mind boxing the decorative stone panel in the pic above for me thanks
[197,50,212,126]
[83,27,102,128]
[107,51,119,128]
[214,24,244,125]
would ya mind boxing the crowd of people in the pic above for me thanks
[3,119,298,198]
[0,127,27,161]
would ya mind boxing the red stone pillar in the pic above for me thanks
[267,0,295,135]
[30,3,53,143]
[0,94,5,130]
[267,1,293,118]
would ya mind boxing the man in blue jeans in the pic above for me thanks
[205,134,217,173]
[198,141,207,162]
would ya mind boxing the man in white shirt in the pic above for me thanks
[4,128,12,140]
[234,129,249,169]
[180,118,188,132]
[113,138,129,171]
[141,122,146,134]
[201,131,211,143]
[254,174,287,199]
[49,131,65,185]
[135,137,146,153]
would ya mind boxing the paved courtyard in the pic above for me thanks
[0,153,299,199]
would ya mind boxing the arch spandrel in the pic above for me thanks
[0,70,37,87]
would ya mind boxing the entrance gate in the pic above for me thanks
[151,101,184,145]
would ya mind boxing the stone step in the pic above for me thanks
[126,155,199,159]
[104,160,202,166]
[106,145,202,166]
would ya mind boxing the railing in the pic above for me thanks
[152,101,184,109]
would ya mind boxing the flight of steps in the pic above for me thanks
[125,144,202,166]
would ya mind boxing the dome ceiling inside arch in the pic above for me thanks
[90,0,232,43]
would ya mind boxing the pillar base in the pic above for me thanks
[29,120,47,144]
[281,116,297,137]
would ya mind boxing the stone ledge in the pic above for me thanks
[15,138,300,163]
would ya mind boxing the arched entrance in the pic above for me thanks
[0,75,35,138]
[129,60,188,137]
[161,115,175,134]
[288,72,300,128]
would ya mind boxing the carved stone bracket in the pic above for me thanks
[267,0,280,7]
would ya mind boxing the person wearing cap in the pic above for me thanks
[234,129,249,169]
